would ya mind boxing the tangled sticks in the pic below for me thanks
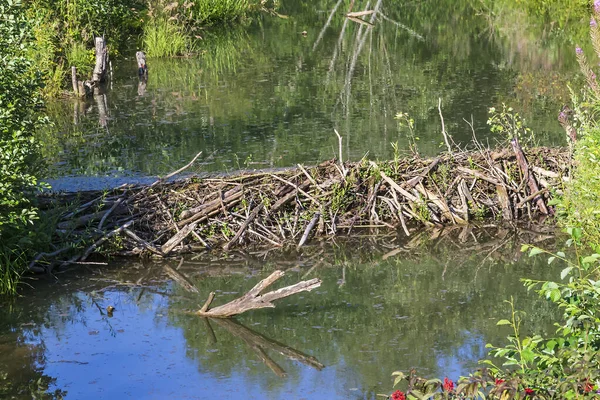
[33,144,569,271]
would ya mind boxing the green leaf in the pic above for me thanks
[496,319,511,326]
[557,251,566,258]
[520,244,530,252]
[582,254,600,264]
[548,256,556,265]
[561,267,574,280]
[409,389,425,399]
[528,247,543,257]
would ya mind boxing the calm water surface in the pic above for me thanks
[40,0,579,191]
[0,229,561,399]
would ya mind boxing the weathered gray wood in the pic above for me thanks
[136,51,148,77]
[196,270,321,318]
[496,184,512,220]
[297,212,320,248]
[511,138,551,215]
[161,221,199,254]
[92,37,108,83]
[223,203,264,250]
[71,66,79,95]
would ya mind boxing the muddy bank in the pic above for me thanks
[34,145,569,272]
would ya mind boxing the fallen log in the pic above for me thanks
[196,270,321,318]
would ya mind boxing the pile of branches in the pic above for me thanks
[33,143,570,272]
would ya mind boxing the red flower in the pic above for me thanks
[495,379,505,385]
[391,390,406,400]
[583,379,594,393]
[524,388,535,397]
[443,377,454,392]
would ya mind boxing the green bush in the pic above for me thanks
[555,6,600,249]
[389,229,600,399]
[0,0,47,295]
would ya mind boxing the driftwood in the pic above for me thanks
[195,270,322,318]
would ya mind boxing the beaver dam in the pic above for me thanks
[34,142,570,273]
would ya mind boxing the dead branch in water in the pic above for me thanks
[195,270,322,318]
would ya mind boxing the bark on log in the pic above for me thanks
[510,138,550,215]
[71,66,79,95]
[92,37,108,83]
[196,270,321,318]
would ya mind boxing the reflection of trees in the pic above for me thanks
[0,264,165,398]
[38,0,582,180]
[0,228,563,397]
[168,227,561,396]
[0,305,65,399]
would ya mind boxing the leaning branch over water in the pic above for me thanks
[34,145,570,271]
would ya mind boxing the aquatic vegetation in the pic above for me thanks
[389,230,600,399]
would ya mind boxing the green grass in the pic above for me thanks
[191,0,251,25]
[143,17,190,58]
[66,42,94,77]
[0,247,26,296]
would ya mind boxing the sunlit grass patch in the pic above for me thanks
[143,17,190,58]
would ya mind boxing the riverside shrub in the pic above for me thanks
[0,0,47,294]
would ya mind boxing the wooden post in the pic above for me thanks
[92,36,108,83]
[136,51,148,77]
[71,66,79,95]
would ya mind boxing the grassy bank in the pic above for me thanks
[22,0,271,95]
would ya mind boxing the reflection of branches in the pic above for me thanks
[378,12,424,41]
[209,318,325,377]
[313,0,344,51]
[88,294,117,337]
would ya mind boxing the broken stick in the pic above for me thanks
[196,270,321,318]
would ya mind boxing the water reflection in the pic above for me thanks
[0,227,562,398]
[39,0,581,191]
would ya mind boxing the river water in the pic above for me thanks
[10,0,578,398]
[1,228,560,399]
[39,0,579,191]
